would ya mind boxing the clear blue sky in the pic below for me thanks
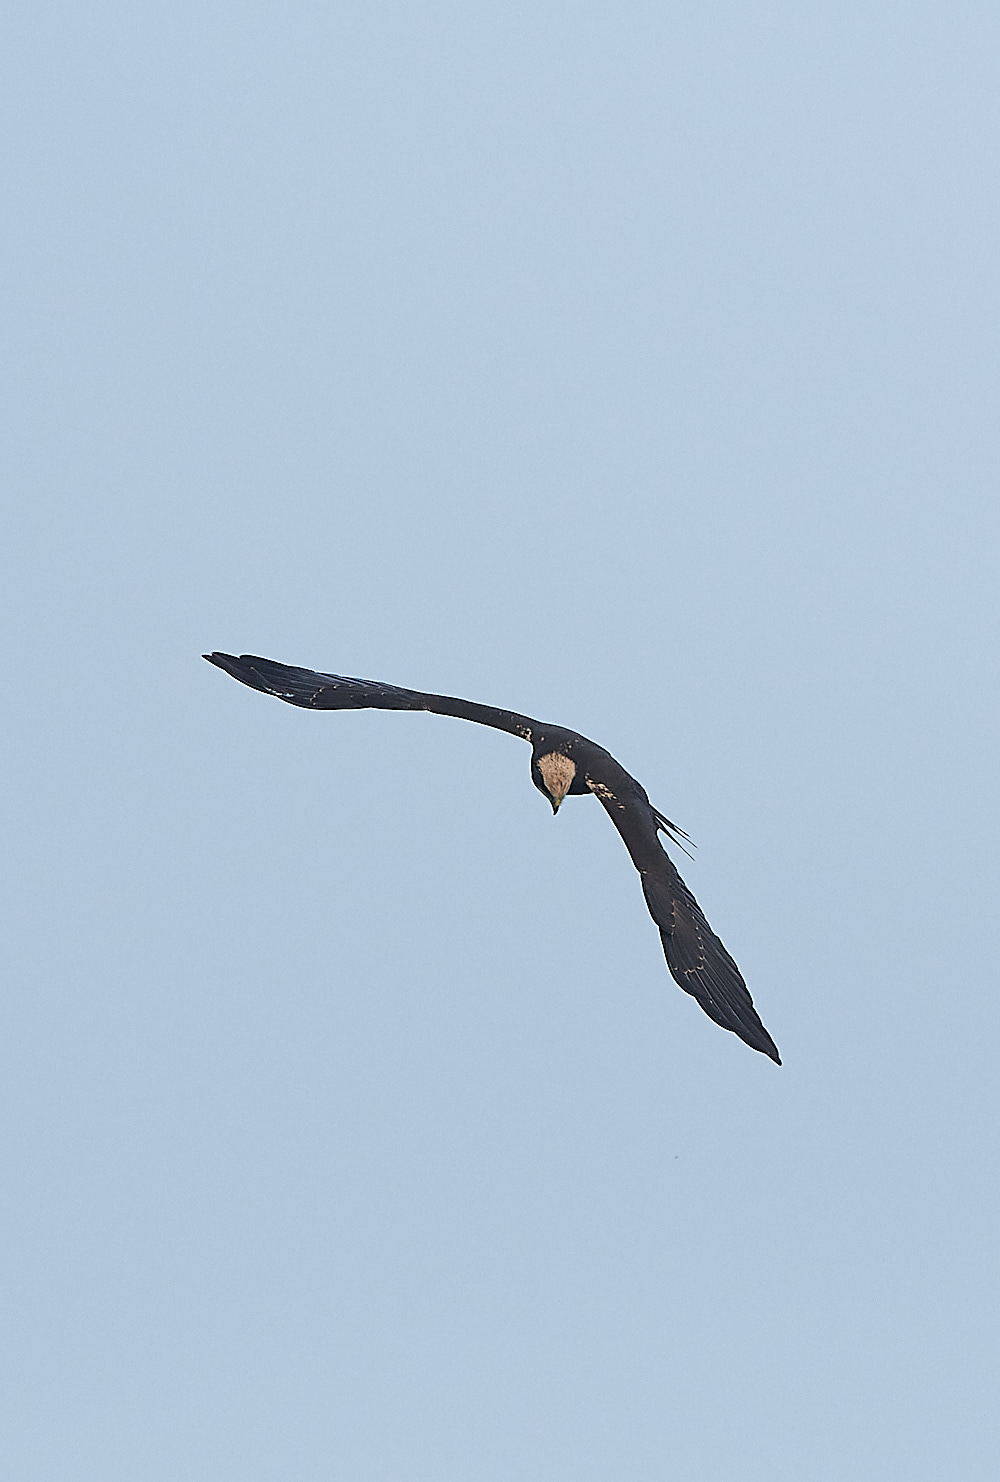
[3,4,998,1477]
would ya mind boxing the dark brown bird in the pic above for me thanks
[205,652,780,1063]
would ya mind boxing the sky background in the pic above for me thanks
[2,3,998,1478]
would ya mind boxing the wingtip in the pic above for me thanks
[203,651,253,684]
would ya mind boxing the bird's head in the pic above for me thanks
[532,750,577,814]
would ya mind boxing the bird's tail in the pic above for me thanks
[652,807,696,860]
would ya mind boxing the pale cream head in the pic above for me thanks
[536,751,577,811]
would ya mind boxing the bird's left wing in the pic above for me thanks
[589,780,781,1063]
[203,653,536,740]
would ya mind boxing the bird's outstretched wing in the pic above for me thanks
[203,653,536,740]
[589,783,781,1063]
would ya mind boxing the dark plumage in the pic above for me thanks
[205,652,780,1064]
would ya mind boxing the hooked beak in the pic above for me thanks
[550,797,562,815]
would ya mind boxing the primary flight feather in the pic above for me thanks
[205,652,780,1064]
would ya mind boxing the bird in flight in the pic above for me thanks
[205,653,780,1063]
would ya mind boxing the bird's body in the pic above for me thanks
[205,652,780,1063]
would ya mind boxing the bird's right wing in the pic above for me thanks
[203,653,537,740]
[591,785,781,1063]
